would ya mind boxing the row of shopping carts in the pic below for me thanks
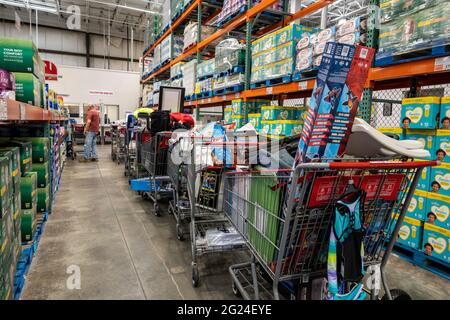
[111,124,127,165]
[133,130,437,299]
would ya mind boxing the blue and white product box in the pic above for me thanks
[430,163,450,197]
[422,223,450,263]
[401,97,441,130]
[306,44,374,160]
[407,189,428,221]
[391,215,423,250]
[440,97,450,129]
[418,161,432,190]
[405,130,436,160]
[426,192,450,230]
[294,42,338,165]
[435,130,450,162]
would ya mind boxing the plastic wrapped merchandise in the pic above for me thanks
[197,59,215,79]
[205,226,244,248]
[182,59,197,96]
[154,43,161,67]
[313,55,323,67]
[379,19,404,52]
[216,0,247,26]
[170,62,185,79]
[161,0,171,30]
[0,69,16,100]
[183,22,198,50]
[215,39,245,74]
[416,2,450,45]
[315,27,336,44]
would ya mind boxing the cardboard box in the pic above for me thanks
[1,138,32,175]
[36,186,49,213]
[435,130,450,162]
[31,162,49,188]
[248,113,262,131]
[0,157,11,218]
[378,127,404,140]
[0,151,13,199]
[391,215,423,250]
[13,72,43,107]
[20,172,37,210]
[401,96,440,129]
[426,192,450,230]
[429,163,450,197]
[0,38,44,80]
[417,160,432,190]
[422,223,450,263]
[0,147,20,185]
[407,189,428,221]
[17,137,49,163]
[303,44,375,161]
[440,96,450,129]
[21,208,36,242]
[405,129,436,160]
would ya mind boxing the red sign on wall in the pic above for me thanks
[44,60,58,81]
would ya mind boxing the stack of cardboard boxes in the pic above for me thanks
[0,143,29,299]
[381,96,450,265]
[0,38,46,107]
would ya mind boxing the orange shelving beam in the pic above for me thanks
[368,57,450,82]
[2,99,67,121]
[142,0,282,83]
[143,0,201,58]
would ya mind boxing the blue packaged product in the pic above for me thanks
[440,97,450,129]
[426,192,450,229]
[406,189,428,221]
[429,163,450,197]
[422,223,450,263]
[401,97,440,129]
[405,130,436,160]
[435,130,450,162]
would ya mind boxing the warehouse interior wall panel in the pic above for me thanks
[47,65,141,119]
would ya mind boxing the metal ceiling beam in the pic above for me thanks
[84,0,162,15]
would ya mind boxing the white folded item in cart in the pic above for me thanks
[345,117,430,158]
[205,227,245,247]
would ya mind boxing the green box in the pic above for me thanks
[13,72,43,107]
[0,157,11,219]
[0,38,45,80]
[0,140,33,175]
[17,137,49,163]
[20,172,37,210]
[248,113,262,131]
[21,208,36,242]
[0,151,13,199]
[0,147,21,183]
[37,186,49,213]
[32,162,49,188]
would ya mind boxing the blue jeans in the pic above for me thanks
[84,131,98,159]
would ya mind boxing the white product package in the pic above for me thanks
[336,17,367,38]
[205,227,245,248]
[316,27,336,43]
[337,32,366,46]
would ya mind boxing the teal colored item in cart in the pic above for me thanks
[211,123,232,167]
[327,190,366,300]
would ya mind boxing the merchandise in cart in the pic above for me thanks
[225,159,438,300]
[110,124,127,165]
[140,131,174,216]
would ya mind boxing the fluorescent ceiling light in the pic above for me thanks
[0,0,58,14]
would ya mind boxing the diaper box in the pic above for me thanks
[417,161,432,190]
[440,96,450,129]
[224,108,233,124]
[391,215,423,250]
[435,130,450,162]
[261,106,303,121]
[426,192,450,229]
[429,163,450,197]
[422,223,450,263]
[231,115,244,129]
[401,97,440,129]
[260,120,304,136]
[248,113,261,131]
[405,129,436,160]
[407,189,428,221]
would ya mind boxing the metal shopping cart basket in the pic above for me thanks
[140,131,173,215]
[224,159,437,300]
[186,138,265,287]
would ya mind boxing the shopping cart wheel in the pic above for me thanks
[232,281,241,297]
[192,263,199,287]
[176,224,184,241]
[382,289,412,300]
[154,203,161,216]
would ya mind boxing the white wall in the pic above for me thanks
[48,66,141,119]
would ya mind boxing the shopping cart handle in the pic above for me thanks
[297,160,439,170]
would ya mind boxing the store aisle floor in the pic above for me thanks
[22,146,449,300]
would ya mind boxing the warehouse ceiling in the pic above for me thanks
[0,0,369,42]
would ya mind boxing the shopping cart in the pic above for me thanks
[186,138,264,287]
[111,125,127,164]
[140,131,174,216]
[72,124,85,158]
[224,159,437,300]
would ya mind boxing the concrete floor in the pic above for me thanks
[22,146,449,300]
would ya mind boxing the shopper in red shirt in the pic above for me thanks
[80,105,100,162]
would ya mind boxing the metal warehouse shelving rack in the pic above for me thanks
[141,0,450,124]
[1,99,69,122]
